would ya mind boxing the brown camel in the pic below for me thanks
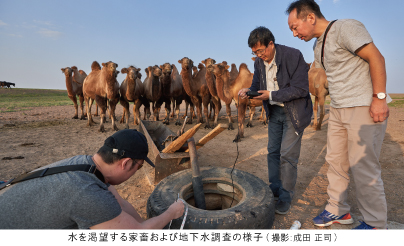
[158,63,188,125]
[212,62,263,142]
[202,58,222,127]
[143,65,163,121]
[61,66,87,119]
[205,60,238,129]
[82,61,120,132]
[308,61,329,130]
[118,66,143,128]
[178,57,212,128]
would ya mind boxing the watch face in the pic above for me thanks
[377,92,386,99]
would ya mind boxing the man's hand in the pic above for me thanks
[255,90,270,101]
[370,98,389,123]
[167,200,185,220]
[238,88,250,99]
[238,89,270,101]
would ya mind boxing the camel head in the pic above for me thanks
[61,67,72,77]
[102,61,118,77]
[212,62,230,78]
[149,65,162,78]
[202,58,216,72]
[178,57,193,71]
[160,63,173,76]
[121,66,141,81]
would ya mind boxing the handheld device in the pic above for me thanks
[246,91,262,99]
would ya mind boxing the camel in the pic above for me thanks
[158,63,187,125]
[205,60,237,129]
[308,61,329,130]
[118,66,143,128]
[143,65,163,121]
[82,61,120,132]
[202,58,222,127]
[61,66,87,120]
[178,57,212,128]
[212,62,263,142]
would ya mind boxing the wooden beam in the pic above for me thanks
[185,124,227,152]
[161,123,202,153]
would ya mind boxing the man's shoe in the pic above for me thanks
[353,221,376,229]
[313,210,354,227]
[275,200,290,215]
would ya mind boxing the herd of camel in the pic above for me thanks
[61,58,328,141]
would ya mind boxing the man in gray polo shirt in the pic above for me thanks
[0,129,184,229]
[287,0,389,229]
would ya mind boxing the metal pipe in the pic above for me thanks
[187,137,206,209]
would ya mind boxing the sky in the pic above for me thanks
[0,0,403,93]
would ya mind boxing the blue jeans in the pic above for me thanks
[267,105,303,203]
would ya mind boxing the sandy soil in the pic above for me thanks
[1,100,403,229]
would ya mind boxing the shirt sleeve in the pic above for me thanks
[338,19,373,53]
[70,182,122,229]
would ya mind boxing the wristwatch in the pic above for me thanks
[373,92,386,100]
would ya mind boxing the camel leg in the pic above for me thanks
[226,103,234,130]
[109,98,119,131]
[260,109,268,125]
[193,97,203,124]
[86,97,96,126]
[162,99,171,125]
[120,110,125,124]
[188,103,195,124]
[246,106,255,127]
[170,98,176,118]
[94,104,99,116]
[96,96,107,132]
[119,98,129,129]
[174,98,182,125]
[69,94,79,119]
[211,96,221,127]
[203,96,211,129]
[312,97,319,130]
[234,103,247,142]
[79,94,86,120]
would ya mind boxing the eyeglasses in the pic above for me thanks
[133,159,144,170]
[251,46,267,56]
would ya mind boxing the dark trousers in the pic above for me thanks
[267,105,303,203]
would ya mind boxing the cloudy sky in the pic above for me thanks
[0,0,402,93]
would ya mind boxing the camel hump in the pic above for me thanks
[91,61,101,71]
[79,70,86,75]
[239,63,251,73]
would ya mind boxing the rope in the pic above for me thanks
[168,193,188,230]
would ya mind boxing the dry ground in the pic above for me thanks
[0,94,403,229]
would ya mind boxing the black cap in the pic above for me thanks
[99,129,154,167]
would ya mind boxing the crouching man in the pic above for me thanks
[0,129,184,229]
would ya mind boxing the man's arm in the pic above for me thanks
[90,186,184,229]
[355,42,389,122]
[108,185,144,222]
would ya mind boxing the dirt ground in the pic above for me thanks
[1,98,403,229]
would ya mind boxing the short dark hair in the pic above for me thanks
[97,149,139,170]
[97,148,124,164]
[248,26,275,48]
[286,0,324,19]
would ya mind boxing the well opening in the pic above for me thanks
[182,180,244,210]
